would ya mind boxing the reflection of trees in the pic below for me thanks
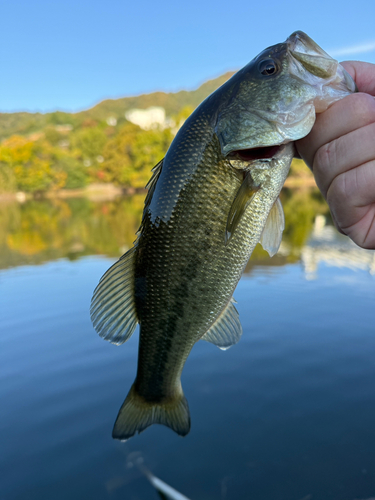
[281,188,329,261]
[0,188,330,271]
[246,188,330,272]
[0,196,145,269]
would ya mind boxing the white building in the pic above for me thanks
[301,216,375,279]
[125,106,167,130]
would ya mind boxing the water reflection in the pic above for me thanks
[0,188,335,272]
[2,188,374,284]
[302,215,375,279]
[2,188,373,443]
[1,192,375,498]
[0,195,145,269]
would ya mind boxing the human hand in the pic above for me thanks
[296,61,375,249]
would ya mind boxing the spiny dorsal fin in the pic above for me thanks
[260,197,285,257]
[140,159,164,231]
[90,247,138,345]
[144,158,163,204]
[201,297,242,350]
[225,172,257,244]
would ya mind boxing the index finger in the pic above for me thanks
[296,92,375,169]
[341,61,375,95]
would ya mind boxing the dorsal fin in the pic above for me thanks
[90,247,138,345]
[201,297,242,350]
[144,158,163,203]
[139,159,164,232]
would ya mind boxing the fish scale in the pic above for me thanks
[91,31,356,440]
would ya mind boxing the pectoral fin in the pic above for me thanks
[90,247,138,345]
[201,297,242,350]
[226,172,258,244]
[259,197,285,257]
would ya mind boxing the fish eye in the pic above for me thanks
[258,59,278,76]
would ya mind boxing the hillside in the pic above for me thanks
[0,72,234,141]
[77,71,234,122]
[0,69,313,196]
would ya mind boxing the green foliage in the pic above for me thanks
[71,126,107,162]
[172,105,194,128]
[0,71,233,142]
[54,156,89,189]
[14,159,60,192]
[0,196,146,268]
[0,190,328,272]
[100,123,173,188]
[0,74,313,196]
[0,135,88,193]
[47,111,75,126]
[0,164,17,193]
[289,158,310,177]
[282,187,328,260]
[44,126,64,146]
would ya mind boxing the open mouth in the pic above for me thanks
[228,144,284,162]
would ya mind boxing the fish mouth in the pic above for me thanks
[287,31,339,81]
[227,144,285,162]
[286,31,357,108]
[287,31,331,58]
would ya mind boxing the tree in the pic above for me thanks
[71,126,107,162]
[100,123,173,188]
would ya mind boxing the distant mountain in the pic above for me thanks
[0,72,234,140]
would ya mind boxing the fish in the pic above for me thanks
[91,31,356,441]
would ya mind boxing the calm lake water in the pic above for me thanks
[1,191,375,500]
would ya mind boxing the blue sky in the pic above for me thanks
[0,0,374,113]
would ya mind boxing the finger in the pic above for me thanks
[327,159,375,249]
[341,61,375,95]
[313,120,375,198]
[296,92,375,168]
[345,205,375,249]
[327,158,375,227]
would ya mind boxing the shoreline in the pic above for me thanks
[0,183,145,203]
[0,177,317,203]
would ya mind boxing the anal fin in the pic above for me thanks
[201,297,242,350]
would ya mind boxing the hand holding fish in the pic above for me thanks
[296,61,375,249]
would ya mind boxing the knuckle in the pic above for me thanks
[328,171,351,202]
[313,140,338,185]
[350,93,375,125]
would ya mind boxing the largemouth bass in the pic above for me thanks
[91,31,356,440]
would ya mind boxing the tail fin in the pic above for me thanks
[112,384,191,441]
